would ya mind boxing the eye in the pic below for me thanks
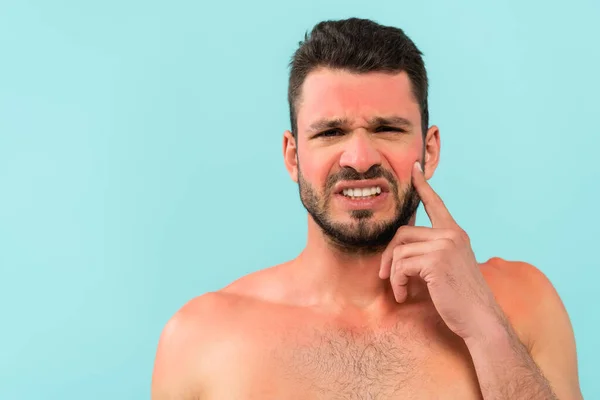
[315,129,344,138]
[375,126,406,133]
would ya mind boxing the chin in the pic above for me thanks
[336,209,393,222]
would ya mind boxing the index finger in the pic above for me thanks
[412,162,456,228]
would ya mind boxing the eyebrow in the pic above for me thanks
[307,116,413,133]
[368,116,413,128]
[308,117,350,133]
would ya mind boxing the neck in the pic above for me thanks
[292,214,419,315]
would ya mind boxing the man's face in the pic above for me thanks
[291,69,429,254]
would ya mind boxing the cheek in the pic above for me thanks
[298,153,333,187]
[386,143,422,182]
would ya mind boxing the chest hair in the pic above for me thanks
[281,323,434,399]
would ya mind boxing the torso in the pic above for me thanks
[180,258,533,399]
[197,295,483,399]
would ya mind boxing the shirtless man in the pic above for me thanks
[152,18,583,399]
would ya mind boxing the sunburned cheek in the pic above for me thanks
[389,151,421,183]
[299,158,330,187]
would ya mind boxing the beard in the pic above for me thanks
[298,164,421,255]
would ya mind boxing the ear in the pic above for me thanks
[423,125,440,180]
[283,130,298,182]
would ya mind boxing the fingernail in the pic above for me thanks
[414,161,422,172]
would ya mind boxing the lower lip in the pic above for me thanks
[333,192,390,210]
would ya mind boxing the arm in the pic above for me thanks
[526,265,582,399]
[465,265,582,400]
[381,166,582,399]
[465,318,557,400]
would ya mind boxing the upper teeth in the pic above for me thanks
[342,187,382,197]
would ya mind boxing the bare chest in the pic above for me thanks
[204,314,483,399]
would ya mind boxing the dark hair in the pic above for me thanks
[288,18,429,138]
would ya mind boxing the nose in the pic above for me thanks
[339,132,382,173]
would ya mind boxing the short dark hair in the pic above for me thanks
[288,18,429,138]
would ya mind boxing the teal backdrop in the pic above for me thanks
[1,0,598,398]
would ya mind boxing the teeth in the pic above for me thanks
[342,186,382,198]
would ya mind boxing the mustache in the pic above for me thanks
[325,165,398,193]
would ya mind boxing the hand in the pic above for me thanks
[379,162,505,341]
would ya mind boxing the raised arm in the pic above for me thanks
[467,262,582,400]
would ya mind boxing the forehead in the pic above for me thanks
[296,68,420,132]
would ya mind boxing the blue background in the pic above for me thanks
[1,0,598,398]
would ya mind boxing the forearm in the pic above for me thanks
[465,320,557,400]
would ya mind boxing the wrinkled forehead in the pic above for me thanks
[296,68,421,135]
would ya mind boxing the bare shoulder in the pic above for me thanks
[480,257,568,333]
[151,265,289,399]
[151,291,246,399]
[481,257,582,399]
[481,256,559,314]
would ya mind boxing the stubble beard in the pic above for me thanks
[297,165,421,255]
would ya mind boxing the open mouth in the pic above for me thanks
[341,186,382,199]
